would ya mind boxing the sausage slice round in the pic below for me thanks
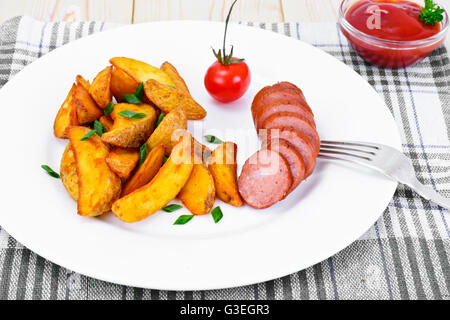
[254,99,316,130]
[261,127,317,177]
[238,149,292,209]
[261,112,320,155]
[267,139,306,194]
[251,84,312,117]
[273,82,305,99]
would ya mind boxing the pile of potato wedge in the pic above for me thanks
[54,57,243,223]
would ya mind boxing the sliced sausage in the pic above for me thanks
[261,112,320,155]
[273,82,305,99]
[238,149,292,209]
[254,99,315,130]
[252,84,312,117]
[267,139,306,194]
[261,127,317,177]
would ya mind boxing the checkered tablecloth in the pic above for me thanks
[1,16,449,300]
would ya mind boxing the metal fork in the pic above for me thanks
[319,140,450,210]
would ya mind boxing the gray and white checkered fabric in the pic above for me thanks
[0,16,449,300]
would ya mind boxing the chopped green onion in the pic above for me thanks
[204,135,223,144]
[173,214,194,225]
[118,110,146,119]
[41,165,60,179]
[139,143,148,166]
[135,82,145,100]
[80,129,97,141]
[163,204,183,213]
[93,120,106,136]
[211,206,223,223]
[122,94,142,104]
[156,113,165,127]
[104,102,114,117]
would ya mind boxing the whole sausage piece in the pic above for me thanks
[261,127,317,177]
[261,112,320,156]
[266,139,306,194]
[238,149,293,209]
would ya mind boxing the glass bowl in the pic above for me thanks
[339,0,449,68]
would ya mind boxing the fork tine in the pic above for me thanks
[320,140,380,150]
[318,154,349,161]
[320,144,376,155]
[319,149,373,161]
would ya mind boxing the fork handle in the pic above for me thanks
[405,179,450,210]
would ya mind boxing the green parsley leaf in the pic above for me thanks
[166,84,177,89]
[135,82,145,100]
[173,214,194,225]
[211,206,223,223]
[104,101,114,117]
[155,113,165,128]
[204,135,223,144]
[419,0,444,25]
[118,110,146,119]
[94,120,106,136]
[122,94,142,104]
[163,204,183,213]
[41,165,60,178]
[80,129,97,141]
[139,143,148,166]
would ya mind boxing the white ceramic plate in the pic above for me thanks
[0,21,401,290]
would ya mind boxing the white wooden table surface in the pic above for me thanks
[0,0,449,49]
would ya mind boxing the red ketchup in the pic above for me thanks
[341,0,444,68]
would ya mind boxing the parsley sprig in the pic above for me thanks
[419,0,444,26]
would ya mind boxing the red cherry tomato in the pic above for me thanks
[204,58,251,103]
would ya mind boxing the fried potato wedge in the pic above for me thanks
[147,106,187,155]
[208,142,244,207]
[99,115,114,131]
[110,57,174,87]
[76,75,91,90]
[74,76,103,124]
[144,79,207,120]
[54,84,79,138]
[89,66,112,108]
[101,103,157,148]
[193,138,212,164]
[122,144,165,196]
[60,143,79,201]
[69,126,121,216]
[106,147,140,179]
[112,133,194,223]
[160,61,190,95]
[178,163,215,215]
[110,66,140,102]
